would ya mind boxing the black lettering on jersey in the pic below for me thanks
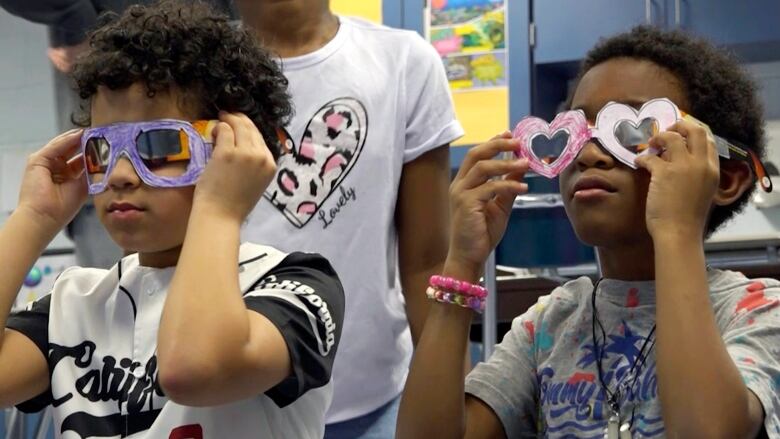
[49,341,96,407]
[61,409,162,438]
[48,342,165,438]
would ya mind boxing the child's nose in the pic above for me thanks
[575,140,615,171]
[107,157,142,190]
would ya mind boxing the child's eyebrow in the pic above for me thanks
[570,105,596,120]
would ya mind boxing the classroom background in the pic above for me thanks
[1,0,779,437]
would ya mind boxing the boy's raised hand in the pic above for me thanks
[17,129,88,230]
[634,119,721,239]
[193,112,277,223]
[446,132,529,276]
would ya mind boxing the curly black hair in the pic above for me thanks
[71,0,292,159]
[575,25,766,235]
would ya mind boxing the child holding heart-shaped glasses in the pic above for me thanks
[399,26,780,439]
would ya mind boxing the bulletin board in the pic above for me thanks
[426,0,509,146]
[429,0,507,91]
[334,0,510,147]
[332,0,382,23]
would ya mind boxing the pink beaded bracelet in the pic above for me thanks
[426,286,485,312]
[429,275,487,299]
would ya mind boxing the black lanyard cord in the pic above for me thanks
[591,278,656,422]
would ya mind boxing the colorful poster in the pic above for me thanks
[429,0,507,91]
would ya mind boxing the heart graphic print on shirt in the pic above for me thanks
[264,97,368,228]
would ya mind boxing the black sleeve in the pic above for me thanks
[0,0,236,47]
[6,294,54,413]
[243,252,345,408]
[0,0,99,46]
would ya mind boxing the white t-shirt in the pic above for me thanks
[241,16,464,422]
[8,243,345,438]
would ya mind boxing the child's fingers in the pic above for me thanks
[456,138,520,181]
[217,112,243,148]
[39,129,83,159]
[459,158,528,191]
[649,131,688,161]
[494,170,529,211]
[214,121,235,153]
[229,113,252,149]
[469,179,528,204]
[489,130,513,141]
[222,112,269,158]
[61,170,88,197]
[491,131,515,161]
[247,120,268,152]
[635,153,664,173]
[234,112,262,149]
[668,120,716,161]
[52,127,83,141]
[66,153,85,179]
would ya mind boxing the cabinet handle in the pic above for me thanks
[675,0,682,27]
[645,0,653,24]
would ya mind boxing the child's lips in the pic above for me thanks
[107,201,143,212]
[571,175,618,200]
[108,210,144,221]
[107,202,145,220]
[573,188,613,200]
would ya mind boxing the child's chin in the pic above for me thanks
[575,222,653,250]
[108,235,164,255]
[571,223,627,248]
[571,231,602,248]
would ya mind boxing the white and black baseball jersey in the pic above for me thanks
[7,243,344,439]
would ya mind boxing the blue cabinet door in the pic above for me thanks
[670,0,780,47]
[534,0,666,63]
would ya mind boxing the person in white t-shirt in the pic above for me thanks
[235,1,465,437]
[1,2,344,437]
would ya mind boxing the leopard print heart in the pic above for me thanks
[264,97,368,228]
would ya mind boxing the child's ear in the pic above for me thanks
[713,160,753,206]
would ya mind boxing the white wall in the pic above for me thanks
[711,64,780,242]
[0,8,71,248]
[710,118,780,242]
[766,120,780,169]
[749,61,780,120]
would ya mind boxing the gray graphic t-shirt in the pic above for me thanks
[465,269,780,438]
